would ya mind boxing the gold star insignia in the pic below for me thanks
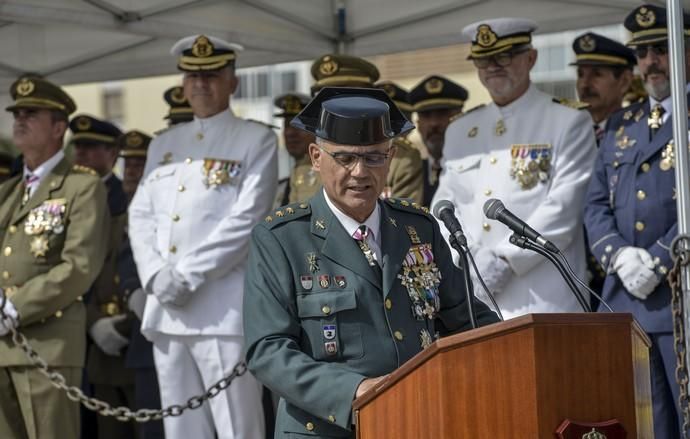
[30,235,49,258]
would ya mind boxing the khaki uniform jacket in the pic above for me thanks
[289,155,321,204]
[244,190,498,438]
[0,156,109,367]
[385,138,423,204]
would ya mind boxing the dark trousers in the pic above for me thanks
[650,332,682,438]
[134,367,165,439]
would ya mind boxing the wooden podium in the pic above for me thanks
[353,314,652,438]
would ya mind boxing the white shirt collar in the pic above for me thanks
[194,107,234,131]
[23,149,64,184]
[323,189,381,242]
[650,83,690,119]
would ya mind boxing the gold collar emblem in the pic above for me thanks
[16,78,35,97]
[192,35,214,58]
[476,24,498,48]
[636,7,656,28]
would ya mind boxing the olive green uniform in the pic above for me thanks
[386,138,423,204]
[0,157,109,439]
[244,191,498,438]
[289,156,321,204]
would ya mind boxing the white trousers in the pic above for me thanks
[153,334,265,439]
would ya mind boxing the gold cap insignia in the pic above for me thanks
[192,35,214,58]
[636,7,656,28]
[171,87,186,104]
[284,96,302,114]
[75,117,91,131]
[476,24,498,48]
[319,56,339,76]
[425,78,444,94]
[382,84,396,98]
[125,132,143,148]
[16,78,35,97]
[579,35,596,52]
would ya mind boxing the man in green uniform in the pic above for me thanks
[0,77,109,439]
[273,93,318,205]
[311,55,424,203]
[243,87,498,438]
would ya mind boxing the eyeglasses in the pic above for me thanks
[319,147,392,169]
[472,49,529,69]
[634,44,668,58]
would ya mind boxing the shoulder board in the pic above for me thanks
[385,198,431,215]
[450,104,485,122]
[552,97,590,110]
[71,164,98,177]
[263,202,311,229]
[246,119,279,130]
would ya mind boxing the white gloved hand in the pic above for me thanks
[127,288,146,321]
[0,290,19,336]
[89,315,129,356]
[152,266,193,307]
[471,247,513,294]
[613,247,659,300]
[622,267,660,300]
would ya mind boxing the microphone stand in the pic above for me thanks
[448,235,478,329]
[508,234,591,312]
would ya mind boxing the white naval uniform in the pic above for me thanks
[432,84,597,319]
[128,108,277,438]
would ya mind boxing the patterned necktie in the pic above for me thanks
[353,225,382,277]
[21,174,39,206]
[648,104,665,137]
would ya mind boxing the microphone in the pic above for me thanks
[433,200,467,247]
[483,199,559,253]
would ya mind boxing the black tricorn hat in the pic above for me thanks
[290,87,414,146]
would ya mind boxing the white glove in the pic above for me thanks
[127,288,146,320]
[0,290,19,336]
[471,247,513,294]
[152,265,193,307]
[89,315,129,356]
[613,247,659,300]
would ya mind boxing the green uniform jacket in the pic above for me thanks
[0,156,109,367]
[244,190,498,438]
[386,138,423,204]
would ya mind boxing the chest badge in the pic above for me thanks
[323,324,336,340]
[30,235,50,258]
[468,126,478,138]
[660,142,675,171]
[306,253,319,273]
[300,275,313,291]
[319,275,330,289]
[405,225,421,244]
[334,275,347,288]
[616,136,636,150]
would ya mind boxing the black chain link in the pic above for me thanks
[0,296,247,423]
[669,234,690,437]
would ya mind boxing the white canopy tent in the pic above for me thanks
[0,0,674,92]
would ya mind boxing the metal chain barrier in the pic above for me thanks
[0,296,247,423]
[669,234,690,437]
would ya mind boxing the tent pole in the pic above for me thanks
[667,0,690,399]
